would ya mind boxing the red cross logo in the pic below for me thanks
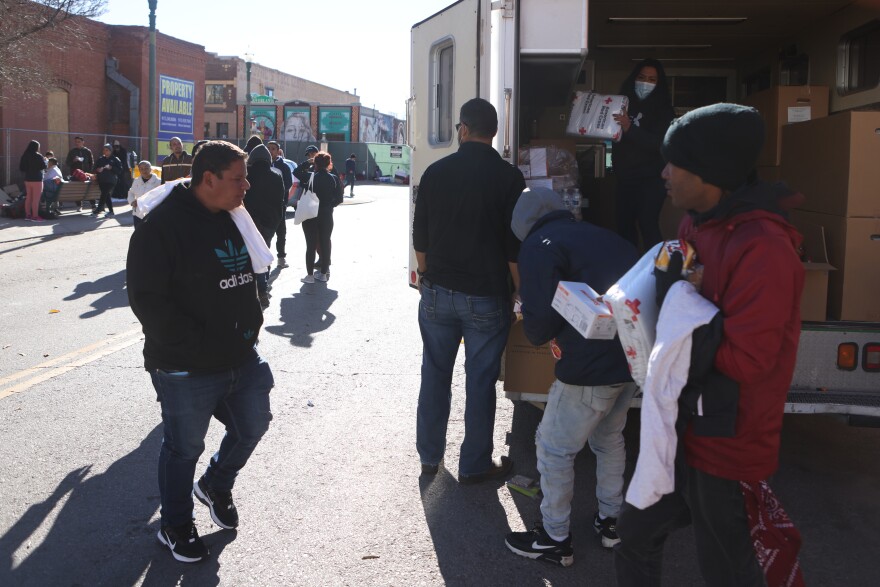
[578,127,587,135]
[625,298,641,321]
[625,346,637,359]
[604,97,613,104]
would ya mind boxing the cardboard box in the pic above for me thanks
[740,85,829,166]
[791,217,836,321]
[780,111,880,218]
[551,281,617,339]
[502,321,556,395]
[791,210,880,321]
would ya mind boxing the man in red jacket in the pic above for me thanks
[615,103,805,587]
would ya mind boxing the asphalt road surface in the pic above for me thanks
[1,184,878,586]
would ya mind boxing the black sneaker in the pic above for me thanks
[194,477,239,529]
[157,522,209,563]
[593,512,620,548]
[505,525,574,567]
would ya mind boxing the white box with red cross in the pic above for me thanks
[551,281,618,340]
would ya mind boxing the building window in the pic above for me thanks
[838,20,880,94]
[430,39,454,145]
[265,87,274,97]
[204,122,211,137]
[207,84,225,104]
[217,123,229,139]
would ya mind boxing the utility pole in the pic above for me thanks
[148,0,157,162]
[244,52,254,140]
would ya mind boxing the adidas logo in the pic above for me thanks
[215,240,250,272]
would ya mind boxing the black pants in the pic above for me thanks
[614,464,765,587]
[615,175,667,250]
[302,212,333,274]
[276,209,287,257]
[97,181,116,213]
[256,224,275,296]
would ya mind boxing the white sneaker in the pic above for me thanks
[315,273,329,282]
[301,275,315,284]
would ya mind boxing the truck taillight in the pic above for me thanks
[837,343,858,371]
[863,343,880,372]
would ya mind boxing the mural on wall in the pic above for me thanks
[318,107,351,141]
[249,106,276,140]
[283,107,315,141]
[395,120,406,145]
[158,75,195,157]
[360,112,395,143]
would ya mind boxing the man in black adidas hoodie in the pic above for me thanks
[127,141,274,564]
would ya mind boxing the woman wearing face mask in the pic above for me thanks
[611,58,675,250]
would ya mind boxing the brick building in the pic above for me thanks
[205,55,360,142]
[0,15,206,183]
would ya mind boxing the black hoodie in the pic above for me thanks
[611,59,676,178]
[127,184,263,372]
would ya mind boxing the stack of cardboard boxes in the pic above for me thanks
[782,110,880,321]
[740,85,847,321]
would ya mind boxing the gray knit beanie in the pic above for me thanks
[661,103,765,191]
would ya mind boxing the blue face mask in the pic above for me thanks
[634,81,656,100]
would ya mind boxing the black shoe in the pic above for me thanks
[458,456,513,485]
[258,293,270,310]
[592,512,620,548]
[157,522,209,563]
[421,462,439,475]
[194,477,239,529]
[505,524,574,567]
[105,211,114,217]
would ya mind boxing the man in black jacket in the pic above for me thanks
[127,141,274,564]
[503,187,638,566]
[65,136,96,212]
[266,141,293,266]
[412,98,524,484]
[244,144,285,308]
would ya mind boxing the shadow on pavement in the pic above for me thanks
[265,283,338,348]
[0,424,238,586]
[63,268,129,318]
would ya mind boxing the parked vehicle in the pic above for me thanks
[407,0,880,417]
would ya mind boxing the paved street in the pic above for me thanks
[1,183,879,586]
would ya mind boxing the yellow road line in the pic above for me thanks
[0,326,144,400]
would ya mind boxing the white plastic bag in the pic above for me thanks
[294,173,319,225]
[604,242,663,387]
[566,91,628,142]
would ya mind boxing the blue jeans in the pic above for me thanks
[150,354,274,527]
[416,279,511,476]
[537,380,636,539]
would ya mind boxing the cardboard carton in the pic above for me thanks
[551,281,617,339]
[791,210,880,321]
[790,217,836,321]
[781,111,880,218]
[502,321,556,395]
[740,85,829,166]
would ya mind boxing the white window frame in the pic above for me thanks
[429,38,455,146]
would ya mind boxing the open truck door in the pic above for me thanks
[407,0,489,287]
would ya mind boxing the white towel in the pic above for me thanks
[625,280,719,510]
[132,179,274,274]
[229,207,274,274]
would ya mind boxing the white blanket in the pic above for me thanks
[132,179,274,274]
[625,281,719,509]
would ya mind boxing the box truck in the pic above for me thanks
[407,0,880,417]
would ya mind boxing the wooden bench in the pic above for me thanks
[56,181,99,203]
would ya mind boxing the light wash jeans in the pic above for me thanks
[537,379,636,539]
[416,278,511,476]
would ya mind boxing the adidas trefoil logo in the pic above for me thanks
[215,240,250,272]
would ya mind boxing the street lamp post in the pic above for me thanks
[244,52,254,140]
[147,0,157,162]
